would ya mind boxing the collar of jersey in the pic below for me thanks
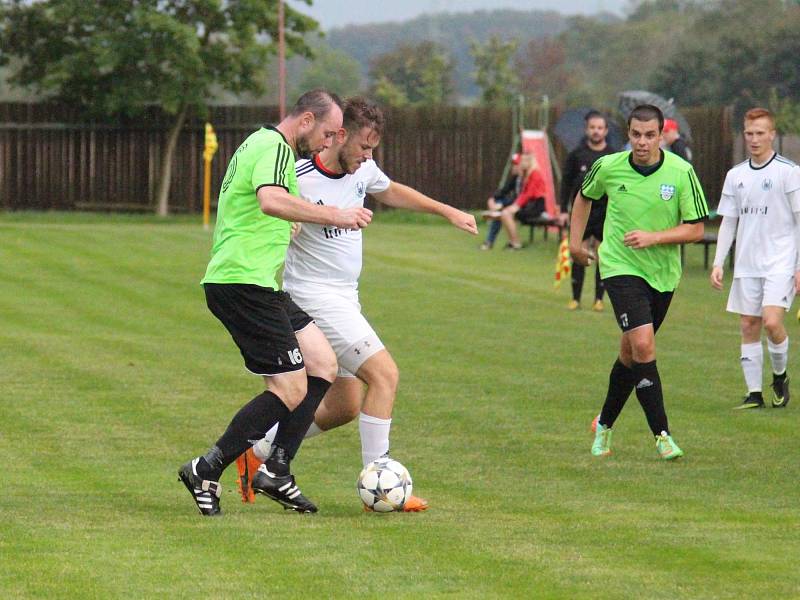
[749,152,776,171]
[264,125,291,149]
[628,149,665,177]
[313,155,346,179]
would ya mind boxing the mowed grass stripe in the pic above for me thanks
[1,213,798,599]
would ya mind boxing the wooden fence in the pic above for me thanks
[0,102,733,212]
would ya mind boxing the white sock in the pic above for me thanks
[252,426,276,461]
[359,412,391,467]
[252,422,325,461]
[740,342,763,392]
[768,336,789,376]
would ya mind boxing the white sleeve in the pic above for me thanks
[785,165,800,196]
[364,160,391,194]
[788,179,800,213]
[713,216,738,268]
[794,206,800,271]
[716,171,738,217]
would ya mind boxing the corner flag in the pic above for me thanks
[554,237,571,288]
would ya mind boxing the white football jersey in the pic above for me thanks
[283,156,391,290]
[718,154,800,277]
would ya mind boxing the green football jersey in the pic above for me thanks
[581,150,708,292]
[202,127,296,289]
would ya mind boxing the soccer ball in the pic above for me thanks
[357,457,412,512]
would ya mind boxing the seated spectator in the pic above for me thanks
[499,153,547,250]
[480,153,522,250]
[662,119,692,162]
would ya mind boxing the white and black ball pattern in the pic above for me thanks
[357,457,412,512]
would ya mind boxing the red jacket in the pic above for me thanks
[514,169,547,208]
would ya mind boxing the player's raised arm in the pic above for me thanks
[372,182,478,235]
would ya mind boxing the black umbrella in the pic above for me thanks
[618,90,692,142]
[553,108,625,153]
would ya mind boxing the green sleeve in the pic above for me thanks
[580,156,606,201]
[679,166,709,222]
[252,142,293,192]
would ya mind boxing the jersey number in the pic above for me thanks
[287,348,303,365]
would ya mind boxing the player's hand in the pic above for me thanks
[710,266,724,290]
[333,206,373,230]
[569,244,596,266]
[448,209,478,235]
[290,222,302,238]
[623,230,657,249]
[795,270,800,294]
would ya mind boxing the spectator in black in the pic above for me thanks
[662,119,692,162]
[561,110,616,311]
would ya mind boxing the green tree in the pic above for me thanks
[0,0,317,215]
[368,42,454,106]
[470,35,519,106]
[651,0,800,113]
[292,44,363,99]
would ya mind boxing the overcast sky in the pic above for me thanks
[296,0,630,30]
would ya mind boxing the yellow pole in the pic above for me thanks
[203,158,212,231]
[202,122,218,230]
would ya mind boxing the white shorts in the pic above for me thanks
[286,285,384,377]
[727,275,796,316]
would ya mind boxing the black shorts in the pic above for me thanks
[603,275,674,333]
[204,283,313,376]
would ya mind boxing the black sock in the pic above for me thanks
[599,358,636,428]
[632,360,669,436]
[271,376,332,462]
[196,390,290,480]
[571,262,585,302]
[594,265,605,302]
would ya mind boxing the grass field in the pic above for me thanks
[1,212,798,599]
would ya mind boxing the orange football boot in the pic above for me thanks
[234,448,262,504]
[402,495,429,512]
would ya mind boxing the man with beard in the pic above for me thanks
[240,97,477,511]
[560,110,616,311]
[178,90,373,516]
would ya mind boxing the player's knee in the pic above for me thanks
[740,316,762,338]
[762,316,784,338]
[378,361,400,394]
[630,339,655,362]
[269,373,307,410]
[306,348,338,382]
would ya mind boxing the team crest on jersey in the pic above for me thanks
[659,184,676,201]
[356,181,366,198]
[762,178,773,191]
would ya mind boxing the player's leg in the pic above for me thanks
[593,263,605,309]
[267,320,337,461]
[762,274,794,408]
[253,376,364,461]
[728,277,767,409]
[597,276,681,459]
[570,261,585,309]
[595,277,640,434]
[250,300,337,512]
[354,349,428,511]
[737,314,765,408]
[179,284,306,516]
[355,349,399,464]
[313,376,365,430]
[500,203,522,249]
